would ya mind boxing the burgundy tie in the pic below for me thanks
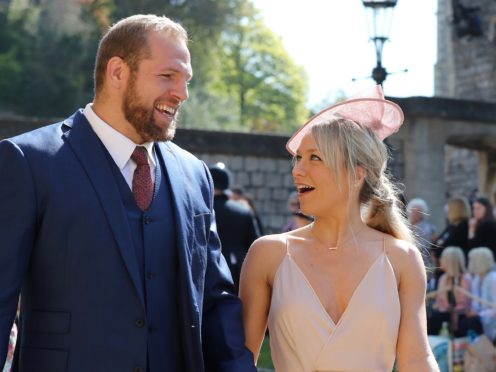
[131,146,154,211]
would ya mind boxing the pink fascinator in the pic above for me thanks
[286,85,404,155]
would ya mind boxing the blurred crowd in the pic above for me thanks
[406,193,496,345]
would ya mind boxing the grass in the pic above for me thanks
[257,335,274,369]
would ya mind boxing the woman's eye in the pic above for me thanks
[292,156,301,166]
[310,154,321,161]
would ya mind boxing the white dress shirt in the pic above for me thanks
[83,103,156,189]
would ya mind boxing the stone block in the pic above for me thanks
[277,159,292,173]
[235,172,250,188]
[266,174,282,188]
[251,173,265,187]
[245,156,259,171]
[260,158,277,172]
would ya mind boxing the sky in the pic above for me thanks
[252,0,438,109]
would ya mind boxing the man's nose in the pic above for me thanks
[171,80,189,102]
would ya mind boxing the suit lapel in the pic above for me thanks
[63,111,145,308]
[156,142,198,308]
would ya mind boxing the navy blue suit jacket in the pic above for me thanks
[0,110,255,372]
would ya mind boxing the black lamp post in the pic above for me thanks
[362,0,398,86]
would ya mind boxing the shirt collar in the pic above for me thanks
[83,103,156,169]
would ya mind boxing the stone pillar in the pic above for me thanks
[479,150,496,204]
[402,117,447,231]
[435,0,456,97]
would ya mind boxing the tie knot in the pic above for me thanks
[131,146,148,166]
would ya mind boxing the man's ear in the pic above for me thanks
[106,56,130,90]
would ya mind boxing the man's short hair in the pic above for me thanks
[94,14,188,96]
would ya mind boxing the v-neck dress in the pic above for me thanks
[267,237,401,372]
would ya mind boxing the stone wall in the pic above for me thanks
[436,0,496,102]
[435,0,496,212]
[444,145,480,198]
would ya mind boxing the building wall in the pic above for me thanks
[434,0,496,213]
[436,0,496,102]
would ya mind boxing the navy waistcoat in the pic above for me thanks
[106,146,184,371]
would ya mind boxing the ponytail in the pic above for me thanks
[362,173,413,243]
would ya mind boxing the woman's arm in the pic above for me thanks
[394,242,440,371]
[239,236,283,363]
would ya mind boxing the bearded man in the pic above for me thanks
[0,14,255,372]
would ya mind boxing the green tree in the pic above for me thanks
[219,3,308,133]
[0,0,108,117]
[0,0,309,133]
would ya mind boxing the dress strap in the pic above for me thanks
[383,236,386,253]
[285,234,292,257]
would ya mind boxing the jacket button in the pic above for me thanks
[134,367,143,372]
[135,319,145,328]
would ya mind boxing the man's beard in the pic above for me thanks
[122,74,177,142]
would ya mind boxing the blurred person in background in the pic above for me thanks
[407,198,437,291]
[283,191,308,232]
[406,198,437,254]
[468,196,496,256]
[427,247,471,337]
[431,197,471,289]
[466,247,496,342]
[231,186,264,235]
[209,163,260,290]
[283,191,299,232]
[434,197,470,258]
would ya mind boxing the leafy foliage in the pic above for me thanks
[0,0,103,117]
[0,0,309,134]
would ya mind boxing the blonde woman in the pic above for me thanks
[240,86,439,371]
[467,247,496,342]
[434,197,470,261]
[428,246,471,336]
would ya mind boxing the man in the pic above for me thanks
[208,163,260,290]
[0,15,255,372]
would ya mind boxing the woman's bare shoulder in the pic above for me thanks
[245,233,288,266]
[380,234,419,257]
[250,233,287,252]
[383,235,426,283]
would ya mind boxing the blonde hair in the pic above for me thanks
[468,247,495,275]
[440,246,466,277]
[447,197,470,224]
[94,14,188,96]
[311,116,413,242]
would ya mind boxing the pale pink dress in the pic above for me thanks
[268,237,401,372]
